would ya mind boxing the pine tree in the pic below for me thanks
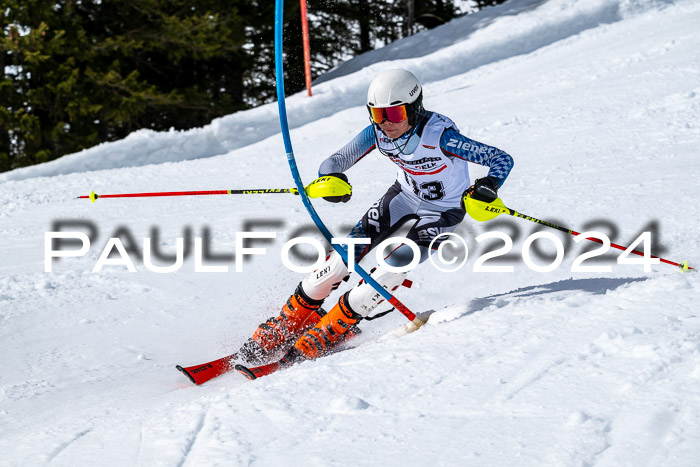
[1,0,250,171]
[0,0,495,173]
[473,0,509,9]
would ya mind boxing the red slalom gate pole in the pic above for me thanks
[300,0,313,96]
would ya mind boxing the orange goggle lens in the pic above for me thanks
[369,105,408,124]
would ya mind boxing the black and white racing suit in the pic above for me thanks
[301,111,514,315]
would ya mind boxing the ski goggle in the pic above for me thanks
[368,104,408,124]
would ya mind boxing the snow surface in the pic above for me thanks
[1,0,700,465]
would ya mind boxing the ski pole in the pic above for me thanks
[463,195,693,271]
[77,176,353,203]
[77,188,298,203]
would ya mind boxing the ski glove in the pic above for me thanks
[322,173,352,203]
[463,176,500,206]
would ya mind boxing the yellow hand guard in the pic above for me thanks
[305,174,352,202]
[462,193,508,222]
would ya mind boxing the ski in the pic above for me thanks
[232,310,436,381]
[178,309,434,384]
[233,326,363,381]
[234,361,283,380]
[176,352,238,385]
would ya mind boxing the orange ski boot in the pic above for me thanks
[293,291,362,360]
[239,284,324,364]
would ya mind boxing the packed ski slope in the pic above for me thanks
[1,0,699,465]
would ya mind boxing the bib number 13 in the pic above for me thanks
[420,181,445,201]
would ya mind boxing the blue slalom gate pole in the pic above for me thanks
[273,0,420,324]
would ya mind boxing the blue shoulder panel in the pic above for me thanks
[440,129,514,186]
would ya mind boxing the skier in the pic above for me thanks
[239,69,514,367]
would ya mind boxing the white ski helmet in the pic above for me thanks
[366,69,424,126]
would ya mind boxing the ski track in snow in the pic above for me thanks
[45,428,93,464]
[1,0,700,465]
